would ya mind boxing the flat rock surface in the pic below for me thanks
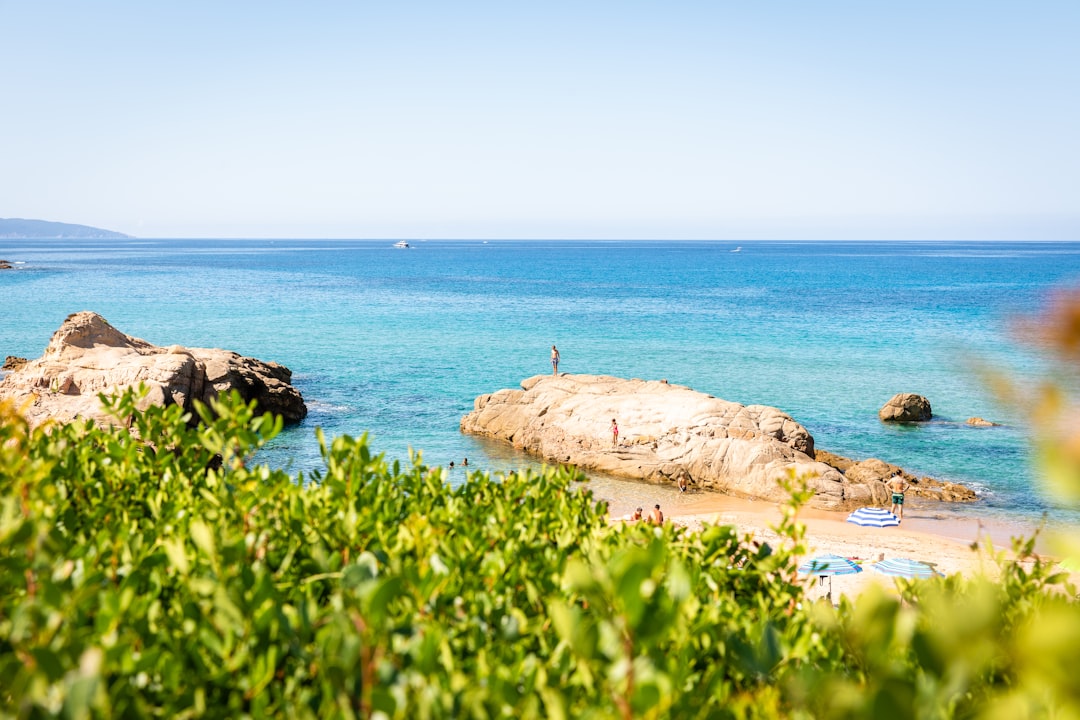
[0,311,306,428]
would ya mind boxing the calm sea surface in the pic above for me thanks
[3,239,1080,530]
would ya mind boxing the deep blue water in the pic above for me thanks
[3,239,1080,528]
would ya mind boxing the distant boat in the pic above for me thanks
[393,240,411,249]
[730,246,742,253]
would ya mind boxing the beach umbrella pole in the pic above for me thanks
[817,575,833,602]
[799,554,862,604]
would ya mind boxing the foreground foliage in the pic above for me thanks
[1,389,1079,719]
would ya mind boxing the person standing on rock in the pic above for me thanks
[648,504,664,525]
[551,345,560,375]
[889,472,910,521]
[610,418,619,447]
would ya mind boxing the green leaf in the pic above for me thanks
[163,538,190,575]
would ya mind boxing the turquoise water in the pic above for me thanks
[3,239,1080,527]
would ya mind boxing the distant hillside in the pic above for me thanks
[0,218,133,239]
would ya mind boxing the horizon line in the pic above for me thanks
[17,236,1079,243]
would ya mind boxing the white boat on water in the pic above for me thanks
[393,240,411,249]
[730,246,742,253]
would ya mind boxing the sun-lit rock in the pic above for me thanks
[879,392,933,422]
[0,311,306,428]
[462,374,863,509]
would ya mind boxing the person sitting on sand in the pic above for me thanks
[648,504,663,525]
[551,345,560,375]
[611,418,619,447]
[631,507,643,521]
[889,472,910,521]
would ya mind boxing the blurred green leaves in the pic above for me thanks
[2,378,1080,718]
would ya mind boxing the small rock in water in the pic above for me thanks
[879,393,932,422]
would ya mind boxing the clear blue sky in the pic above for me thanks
[2,1,1078,239]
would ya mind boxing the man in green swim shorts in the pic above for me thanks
[889,472,910,522]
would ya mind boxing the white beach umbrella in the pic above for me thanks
[846,507,900,528]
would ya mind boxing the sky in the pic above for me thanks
[2,1,1078,240]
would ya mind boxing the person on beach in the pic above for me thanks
[648,504,664,525]
[631,507,643,521]
[889,472,909,521]
[611,418,619,447]
[551,345,560,375]
[677,475,688,493]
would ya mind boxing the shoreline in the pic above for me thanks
[592,471,1047,549]
[672,491,1043,550]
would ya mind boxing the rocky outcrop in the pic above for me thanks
[463,374,898,510]
[813,450,977,504]
[966,417,998,427]
[0,260,13,270]
[879,393,932,422]
[0,311,306,429]
[2,356,27,371]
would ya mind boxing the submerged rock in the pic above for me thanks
[0,311,306,428]
[463,374,884,510]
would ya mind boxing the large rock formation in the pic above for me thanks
[0,312,307,428]
[879,393,932,422]
[462,374,893,510]
[813,450,977,504]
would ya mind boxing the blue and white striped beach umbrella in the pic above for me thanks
[798,553,863,599]
[797,554,864,577]
[872,557,942,579]
[846,506,900,528]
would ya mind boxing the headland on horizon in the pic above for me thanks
[0,217,132,239]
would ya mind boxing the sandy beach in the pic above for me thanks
[609,488,1062,602]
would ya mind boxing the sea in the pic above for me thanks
[3,239,1080,533]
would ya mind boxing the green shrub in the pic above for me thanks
[1,388,1079,719]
